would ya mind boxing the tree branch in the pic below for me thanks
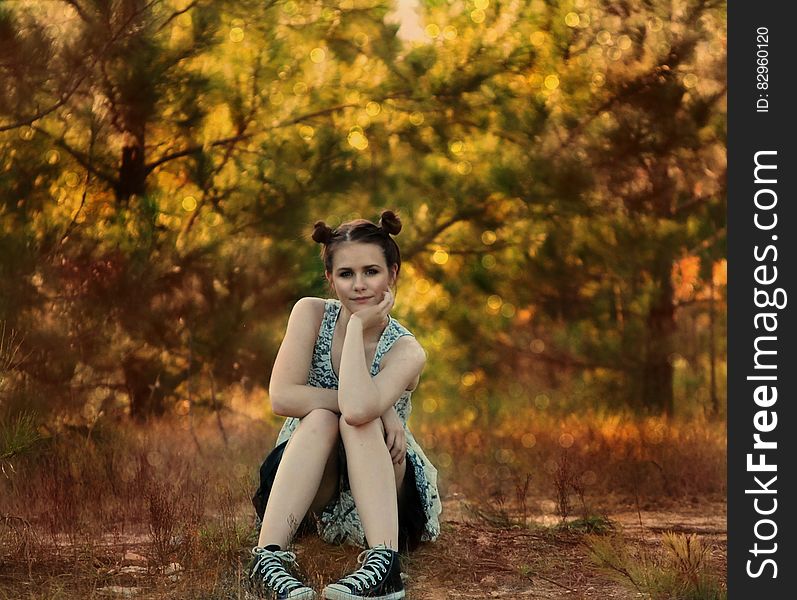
[30,125,117,185]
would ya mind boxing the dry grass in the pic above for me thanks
[0,410,726,598]
[417,409,726,520]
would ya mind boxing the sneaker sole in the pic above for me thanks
[244,588,317,600]
[322,587,404,600]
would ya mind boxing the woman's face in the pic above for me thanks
[327,242,397,313]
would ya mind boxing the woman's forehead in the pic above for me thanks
[332,242,386,268]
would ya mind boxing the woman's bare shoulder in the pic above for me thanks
[383,334,427,363]
[381,335,426,392]
[292,296,328,313]
[284,297,327,332]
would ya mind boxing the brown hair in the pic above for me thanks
[312,210,402,278]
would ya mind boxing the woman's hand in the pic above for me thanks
[350,289,394,330]
[381,405,406,465]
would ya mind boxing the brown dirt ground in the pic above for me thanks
[0,496,726,599]
[285,496,727,600]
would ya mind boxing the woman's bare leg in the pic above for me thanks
[339,415,406,550]
[257,409,340,548]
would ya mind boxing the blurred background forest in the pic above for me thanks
[0,0,727,597]
[0,0,726,434]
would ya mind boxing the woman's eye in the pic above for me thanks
[367,269,378,275]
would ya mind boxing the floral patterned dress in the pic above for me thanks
[257,298,442,549]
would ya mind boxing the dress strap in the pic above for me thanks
[315,299,339,361]
[371,318,414,374]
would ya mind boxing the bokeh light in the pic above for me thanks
[683,73,699,88]
[414,278,431,294]
[182,196,197,211]
[299,124,315,140]
[425,24,440,38]
[648,16,664,31]
[146,450,164,468]
[432,248,449,264]
[530,31,546,47]
[487,294,503,310]
[423,397,438,413]
[544,75,560,90]
[64,171,80,187]
[442,26,457,40]
[461,372,477,387]
[347,129,369,150]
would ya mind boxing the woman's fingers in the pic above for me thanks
[381,290,394,313]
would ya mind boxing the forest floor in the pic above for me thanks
[1,495,726,599]
[292,496,727,600]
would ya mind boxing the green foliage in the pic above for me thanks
[0,0,726,424]
[0,412,40,462]
[561,515,614,534]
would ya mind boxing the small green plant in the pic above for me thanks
[0,412,41,476]
[561,514,614,534]
[586,531,726,600]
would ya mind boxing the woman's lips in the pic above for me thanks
[354,297,372,303]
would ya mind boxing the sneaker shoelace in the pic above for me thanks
[336,546,393,591]
[250,547,304,593]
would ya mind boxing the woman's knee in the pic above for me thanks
[339,413,384,436]
[299,408,340,443]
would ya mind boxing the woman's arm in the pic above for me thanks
[269,297,341,418]
[338,292,426,425]
[271,386,340,419]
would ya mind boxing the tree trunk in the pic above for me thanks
[116,126,147,202]
[642,256,676,414]
[122,355,166,420]
[709,272,719,415]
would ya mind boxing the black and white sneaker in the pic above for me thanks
[248,546,317,599]
[322,544,405,599]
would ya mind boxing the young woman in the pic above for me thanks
[249,211,442,600]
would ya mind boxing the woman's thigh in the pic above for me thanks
[306,434,341,516]
[281,409,342,516]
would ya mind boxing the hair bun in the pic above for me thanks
[312,221,334,244]
[378,210,402,236]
